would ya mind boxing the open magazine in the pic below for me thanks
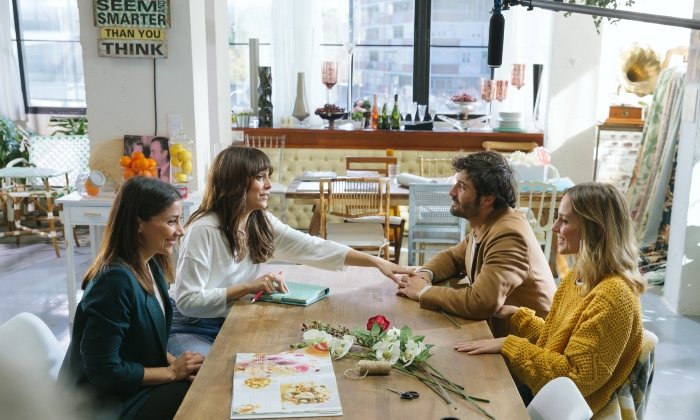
[231,349,343,419]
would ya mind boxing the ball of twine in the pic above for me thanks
[343,360,392,380]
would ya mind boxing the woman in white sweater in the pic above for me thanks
[168,146,413,356]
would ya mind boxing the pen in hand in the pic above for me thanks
[251,271,286,303]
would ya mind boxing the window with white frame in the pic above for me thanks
[9,0,85,113]
[228,0,494,117]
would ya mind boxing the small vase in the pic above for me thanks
[292,72,310,124]
[257,66,273,127]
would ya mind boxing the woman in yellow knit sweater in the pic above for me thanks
[455,182,646,415]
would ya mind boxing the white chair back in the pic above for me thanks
[528,376,593,420]
[518,181,558,260]
[408,183,467,266]
[0,313,64,381]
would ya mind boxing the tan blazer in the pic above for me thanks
[420,207,556,337]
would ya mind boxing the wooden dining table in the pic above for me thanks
[175,265,528,419]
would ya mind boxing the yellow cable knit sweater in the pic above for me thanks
[501,271,642,414]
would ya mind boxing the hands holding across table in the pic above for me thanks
[395,270,432,301]
[343,250,417,284]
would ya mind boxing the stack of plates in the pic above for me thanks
[495,111,525,132]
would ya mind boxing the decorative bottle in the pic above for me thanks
[380,95,389,130]
[292,72,310,125]
[371,94,379,129]
[390,93,401,130]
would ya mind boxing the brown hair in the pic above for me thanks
[82,177,181,292]
[567,182,646,295]
[452,151,518,209]
[186,146,274,263]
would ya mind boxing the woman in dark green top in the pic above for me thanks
[59,177,204,419]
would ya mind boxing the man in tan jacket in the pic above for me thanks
[398,151,556,337]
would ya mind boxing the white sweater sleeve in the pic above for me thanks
[172,224,230,318]
[269,213,349,270]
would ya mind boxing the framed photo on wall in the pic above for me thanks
[123,135,171,183]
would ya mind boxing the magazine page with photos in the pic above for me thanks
[123,135,171,183]
[230,348,343,419]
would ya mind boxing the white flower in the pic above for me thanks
[372,340,401,365]
[330,335,355,359]
[508,151,541,166]
[302,329,333,347]
[385,327,401,341]
[401,339,427,367]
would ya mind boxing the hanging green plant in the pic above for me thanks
[565,0,636,33]
[49,116,88,136]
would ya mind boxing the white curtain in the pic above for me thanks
[492,7,552,130]
[271,0,321,126]
[0,0,25,121]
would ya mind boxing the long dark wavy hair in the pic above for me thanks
[452,151,518,209]
[82,177,181,292]
[186,146,275,263]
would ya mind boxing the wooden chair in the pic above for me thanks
[319,177,391,260]
[517,181,558,261]
[345,156,397,176]
[482,141,538,153]
[417,155,454,178]
[344,155,405,263]
[244,134,287,222]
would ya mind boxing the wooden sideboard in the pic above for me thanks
[234,127,543,151]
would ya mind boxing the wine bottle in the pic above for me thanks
[380,97,389,130]
[371,94,379,130]
[390,93,400,130]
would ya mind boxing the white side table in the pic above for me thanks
[57,192,198,323]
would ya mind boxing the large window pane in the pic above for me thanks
[354,0,414,46]
[430,0,492,114]
[228,0,272,109]
[22,40,85,107]
[353,47,413,105]
[12,0,84,109]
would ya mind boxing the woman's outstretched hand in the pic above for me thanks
[454,338,506,354]
[374,258,417,284]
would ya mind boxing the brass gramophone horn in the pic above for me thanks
[619,44,661,97]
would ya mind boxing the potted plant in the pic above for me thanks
[351,99,371,129]
[0,115,31,167]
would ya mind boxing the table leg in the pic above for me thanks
[64,210,77,325]
[308,204,320,236]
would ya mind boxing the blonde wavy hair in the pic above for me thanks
[567,182,646,295]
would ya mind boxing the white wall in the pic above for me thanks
[546,13,602,184]
[76,0,230,192]
[664,0,700,315]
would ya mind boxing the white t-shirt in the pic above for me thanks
[170,212,349,318]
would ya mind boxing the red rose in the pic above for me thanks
[367,315,391,332]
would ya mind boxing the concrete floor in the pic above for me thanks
[1,235,699,419]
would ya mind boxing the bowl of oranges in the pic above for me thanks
[119,151,157,180]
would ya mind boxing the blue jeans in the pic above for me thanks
[167,299,225,357]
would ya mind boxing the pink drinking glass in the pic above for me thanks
[481,79,493,102]
[321,61,338,104]
[495,80,509,102]
[511,64,526,89]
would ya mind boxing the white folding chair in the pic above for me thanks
[518,181,558,260]
[528,377,593,420]
[244,135,287,222]
[408,183,467,266]
[0,313,64,381]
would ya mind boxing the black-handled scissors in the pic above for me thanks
[387,388,420,400]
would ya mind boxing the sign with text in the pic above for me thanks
[94,0,170,58]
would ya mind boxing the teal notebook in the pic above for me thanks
[255,282,330,306]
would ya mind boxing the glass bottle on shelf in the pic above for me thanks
[371,94,379,130]
[380,95,389,130]
[390,93,401,130]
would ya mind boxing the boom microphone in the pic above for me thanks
[487,10,505,68]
